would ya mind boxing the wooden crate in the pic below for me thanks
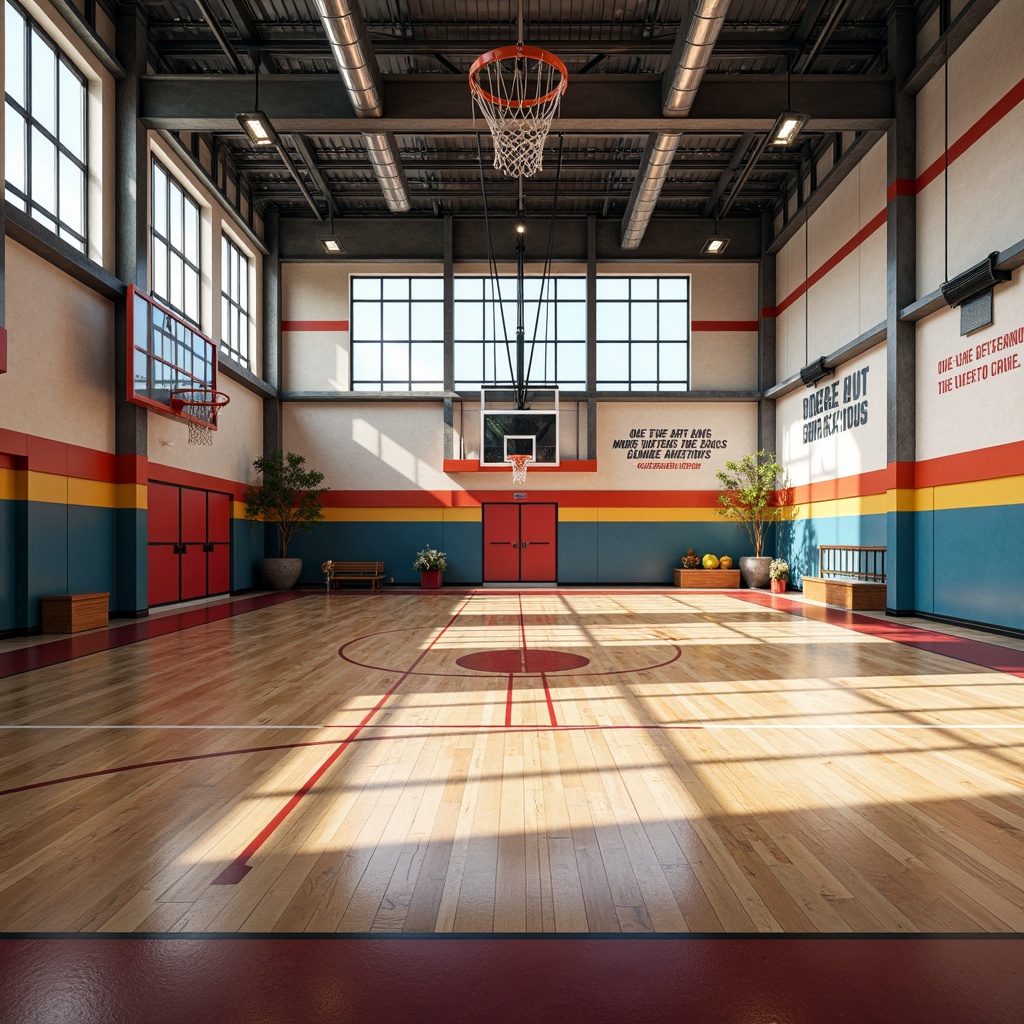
[673,569,741,589]
[801,576,886,610]
[40,593,109,634]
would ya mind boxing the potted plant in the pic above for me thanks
[715,450,787,589]
[245,450,328,590]
[412,547,448,589]
[769,558,790,594]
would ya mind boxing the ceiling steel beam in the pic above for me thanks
[140,75,893,134]
[290,135,341,216]
[251,184,780,200]
[230,153,802,173]
[155,37,882,60]
[189,0,245,74]
[792,0,857,74]
[701,131,755,217]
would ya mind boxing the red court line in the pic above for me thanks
[505,674,514,728]
[211,595,475,885]
[541,673,558,727]
[0,592,307,680]
[730,592,1024,680]
[517,593,528,673]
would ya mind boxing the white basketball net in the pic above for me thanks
[507,454,534,484]
[471,48,566,179]
[172,389,228,446]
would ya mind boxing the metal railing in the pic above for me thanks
[817,545,886,582]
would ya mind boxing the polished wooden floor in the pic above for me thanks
[2,590,1024,934]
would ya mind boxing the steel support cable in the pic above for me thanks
[477,133,515,384]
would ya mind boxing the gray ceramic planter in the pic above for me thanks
[739,556,772,589]
[261,558,303,591]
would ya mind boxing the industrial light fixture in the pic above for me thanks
[800,355,834,388]
[319,237,344,254]
[515,219,525,235]
[941,251,1010,307]
[701,237,730,255]
[770,111,809,147]
[236,112,277,148]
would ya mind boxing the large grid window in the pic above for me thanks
[596,276,690,391]
[454,276,585,390]
[350,277,444,391]
[4,0,88,250]
[151,159,201,325]
[221,235,251,367]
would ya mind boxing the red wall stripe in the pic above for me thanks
[324,489,725,509]
[790,468,889,506]
[281,320,349,332]
[691,320,759,332]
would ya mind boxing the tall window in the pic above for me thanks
[4,0,88,250]
[596,276,690,391]
[221,236,251,367]
[151,159,201,325]
[454,277,586,390]
[350,277,444,391]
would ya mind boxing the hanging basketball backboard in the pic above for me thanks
[480,385,559,467]
[126,285,223,436]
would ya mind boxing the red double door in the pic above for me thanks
[483,503,557,583]
[148,482,231,606]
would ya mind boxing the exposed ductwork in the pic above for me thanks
[312,0,410,212]
[620,0,732,249]
[619,133,681,250]
[363,132,411,213]
[662,0,732,117]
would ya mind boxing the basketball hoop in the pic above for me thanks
[507,453,534,484]
[469,44,567,178]
[169,388,230,446]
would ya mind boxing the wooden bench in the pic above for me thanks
[801,545,886,610]
[673,568,741,589]
[321,560,385,592]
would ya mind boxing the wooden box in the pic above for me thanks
[40,593,109,634]
[673,569,741,589]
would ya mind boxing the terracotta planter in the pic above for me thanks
[770,577,787,594]
[419,570,442,590]
[739,555,771,589]
[261,557,303,591]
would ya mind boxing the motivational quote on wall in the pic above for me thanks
[801,366,870,444]
[935,325,1023,395]
[610,426,728,470]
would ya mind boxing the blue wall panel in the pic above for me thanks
[114,507,148,617]
[929,505,1024,632]
[231,518,262,592]
[68,505,117,599]
[558,522,598,583]
[914,509,935,616]
[598,522,751,584]
[0,499,15,633]
[440,522,482,584]
[24,501,69,628]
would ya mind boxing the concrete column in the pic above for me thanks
[586,216,597,459]
[112,2,150,617]
[758,212,778,454]
[885,3,918,615]
[262,208,282,454]
[443,215,454,459]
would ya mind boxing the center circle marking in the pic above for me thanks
[456,649,591,673]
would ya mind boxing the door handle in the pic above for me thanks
[512,543,518,548]
[521,542,528,548]
[203,542,214,553]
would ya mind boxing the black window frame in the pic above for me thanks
[220,234,251,368]
[151,157,202,327]
[4,0,89,251]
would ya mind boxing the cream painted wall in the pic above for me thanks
[776,138,887,383]
[916,272,1024,462]
[147,377,265,486]
[2,241,115,451]
[596,401,758,491]
[776,344,886,488]
[917,0,1024,294]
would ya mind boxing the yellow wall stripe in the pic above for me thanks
[0,468,15,502]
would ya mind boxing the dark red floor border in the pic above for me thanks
[0,935,1020,1024]
[730,591,1024,679]
[0,592,308,680]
